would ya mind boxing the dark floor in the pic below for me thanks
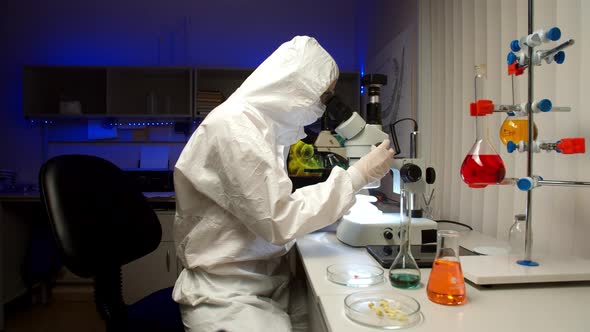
[5,284,104,332]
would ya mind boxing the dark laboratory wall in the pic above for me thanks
[364,0,418,148]
[0,0,360,184]
[364,0,418,69]
[361,0,419,201]
[362,0,418,118]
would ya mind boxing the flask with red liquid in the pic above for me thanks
[460,128,506,188]
[426,230,467,306]
[461,67,506,188]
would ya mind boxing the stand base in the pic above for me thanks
[516,259,539,267]
[461,255,590,285]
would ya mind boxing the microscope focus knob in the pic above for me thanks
[400,163,422,183]
[426,167,436,184]
[383,228,394,240]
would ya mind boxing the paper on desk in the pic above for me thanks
[140,145,169,169]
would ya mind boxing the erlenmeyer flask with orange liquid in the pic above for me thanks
[499,115,538,146]
[426,230,467,306]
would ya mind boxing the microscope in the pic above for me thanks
[314,75,390,162]
[322,74,437,248]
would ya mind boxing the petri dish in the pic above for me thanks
[326,264,384,287]
[344,290,423,329]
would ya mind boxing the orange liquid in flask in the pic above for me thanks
[427,259,467,305]
[460,154,506,188]
[499,119,538,145]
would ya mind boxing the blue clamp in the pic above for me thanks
[537,99,552,112]
[507,141,517,153]
[554,51,566,64]
[510,40,521,52]
[546,27,562,41]
[507,111,515,116]
[507,52,518,65]
[517,178,533,191]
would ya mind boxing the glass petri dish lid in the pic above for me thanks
[326,264,384,287]
[344,290,423,329]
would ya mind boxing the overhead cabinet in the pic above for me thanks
[23,66,360,119]
[23,66,108,117]
[107,68,192,117]
[23,66,193,118]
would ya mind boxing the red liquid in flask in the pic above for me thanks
[460,154,506,188]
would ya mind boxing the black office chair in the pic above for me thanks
[39,154,184,332]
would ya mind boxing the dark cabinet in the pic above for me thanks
[23,65,360,119]
[107,68,192,117]
[23,66,193,118]
[23,66,108,116]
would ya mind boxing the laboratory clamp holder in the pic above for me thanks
[459,1,590,285]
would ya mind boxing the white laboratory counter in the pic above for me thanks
[296,231,590,332]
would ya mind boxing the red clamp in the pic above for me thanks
[470,99,494,116]
[508,63,526,76]
[557,138,586,154]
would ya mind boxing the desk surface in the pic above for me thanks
[297,232,590,332]
[0,191,176,203]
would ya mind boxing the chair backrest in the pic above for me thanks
[39,154,162,278]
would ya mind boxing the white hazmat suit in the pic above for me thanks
[173,36,394,332]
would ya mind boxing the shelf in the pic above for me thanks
[108,68,192,117]
[195,68,253,106]
[23,66,107,116]
[23,66,193,119]
[194,69,360,115]
[23,66,361,122]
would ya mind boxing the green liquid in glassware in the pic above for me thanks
[389,271,421,289]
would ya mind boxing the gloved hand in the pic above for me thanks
[346,139,395,192]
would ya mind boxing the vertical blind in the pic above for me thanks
[418,0,590,258]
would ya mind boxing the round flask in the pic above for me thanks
[499,116,539,145]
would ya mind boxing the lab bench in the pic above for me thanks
[296,231,590,332]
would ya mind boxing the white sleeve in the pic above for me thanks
[345,165,366,192]
[178,121,357,245]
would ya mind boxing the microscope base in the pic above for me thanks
[335,213,438,247]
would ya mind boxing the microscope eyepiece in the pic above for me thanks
[325,95,354,125]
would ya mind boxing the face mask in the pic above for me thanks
[297,100,326,126]
[276,100,325,146]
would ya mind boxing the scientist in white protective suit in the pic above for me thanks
[172,35,395,332]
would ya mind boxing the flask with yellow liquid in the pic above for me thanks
[499,115,538,146]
